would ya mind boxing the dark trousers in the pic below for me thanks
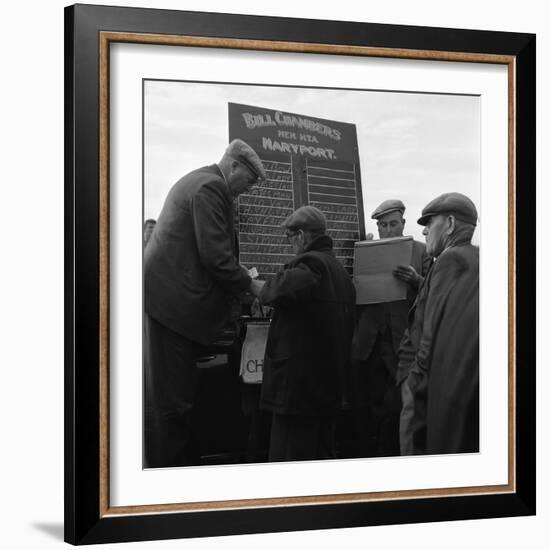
[143,313,199,468]
[351,333,401,457]
[268,413,336,462]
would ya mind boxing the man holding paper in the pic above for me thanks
[349,199,431,457]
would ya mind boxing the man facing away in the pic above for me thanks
[257,206,356,462]
[398,192,479,455]
[349,199,431,457]
[143,139,266,468]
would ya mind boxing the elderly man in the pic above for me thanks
[143,139,266,468]
[398,192,479,455]
[349,200,431,457]
[258,206,356,462]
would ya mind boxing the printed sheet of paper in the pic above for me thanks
[353,236,413,304]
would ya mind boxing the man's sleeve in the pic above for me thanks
[402,254,457,450]
[260,259,321,309]
[413,253,456,373]
[192,182,251,294]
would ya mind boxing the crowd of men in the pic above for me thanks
[143,138,479,468]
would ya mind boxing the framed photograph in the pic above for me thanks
[65,3,536,545]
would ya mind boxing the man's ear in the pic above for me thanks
[402,218,406,227]
[446,215,456,235]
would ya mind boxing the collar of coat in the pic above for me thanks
[283,235,334,269]
[302,234,334,255]
[438,228,474,258]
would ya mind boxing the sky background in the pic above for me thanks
[144,80,480,244]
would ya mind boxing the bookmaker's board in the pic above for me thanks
[229,103,365,278]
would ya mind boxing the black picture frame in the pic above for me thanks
[65,3,536,545]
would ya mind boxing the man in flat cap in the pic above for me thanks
[257,206,356,462]
[349,199,431,458]
[143,139,266,468]
[398,192,479,455]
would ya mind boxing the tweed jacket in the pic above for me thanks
[144,164,251,345]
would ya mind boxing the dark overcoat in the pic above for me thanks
[144,164,251,345]
[399,243,479,454]
[259,235,356,417]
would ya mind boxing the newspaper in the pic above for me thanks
[353,236,413,304]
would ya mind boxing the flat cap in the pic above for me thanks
[226,139,267,181]
[371,199,405,219]
[417,192,478,226]
[282,205,327,233]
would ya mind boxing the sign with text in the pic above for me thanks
[239,322,270,384]
[229,102,365,278]
[229,102,359,163]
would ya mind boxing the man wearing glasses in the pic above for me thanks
[143,139,266,468]
[258,206,356,462]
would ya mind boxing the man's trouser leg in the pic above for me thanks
[399,368,428,456]
[144,313,198,468]
[377,333,401,457]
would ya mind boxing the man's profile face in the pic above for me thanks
[286,229,305,255]
[227,161,258,197]
[376,211,405,239]
[422,214,448,257]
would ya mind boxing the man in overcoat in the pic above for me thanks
[143,139,266,468]
[258,206,356,462]
[398,192,479,455]
[349,200,431,457]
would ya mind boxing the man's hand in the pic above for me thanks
[251,297,273,318]
[249,278,266,297]
[365,232,374,241]
[393,265,421,288]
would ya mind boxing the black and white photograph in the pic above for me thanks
[142,79,481,469]
[1,0,546,545]
[55,2,540,546]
